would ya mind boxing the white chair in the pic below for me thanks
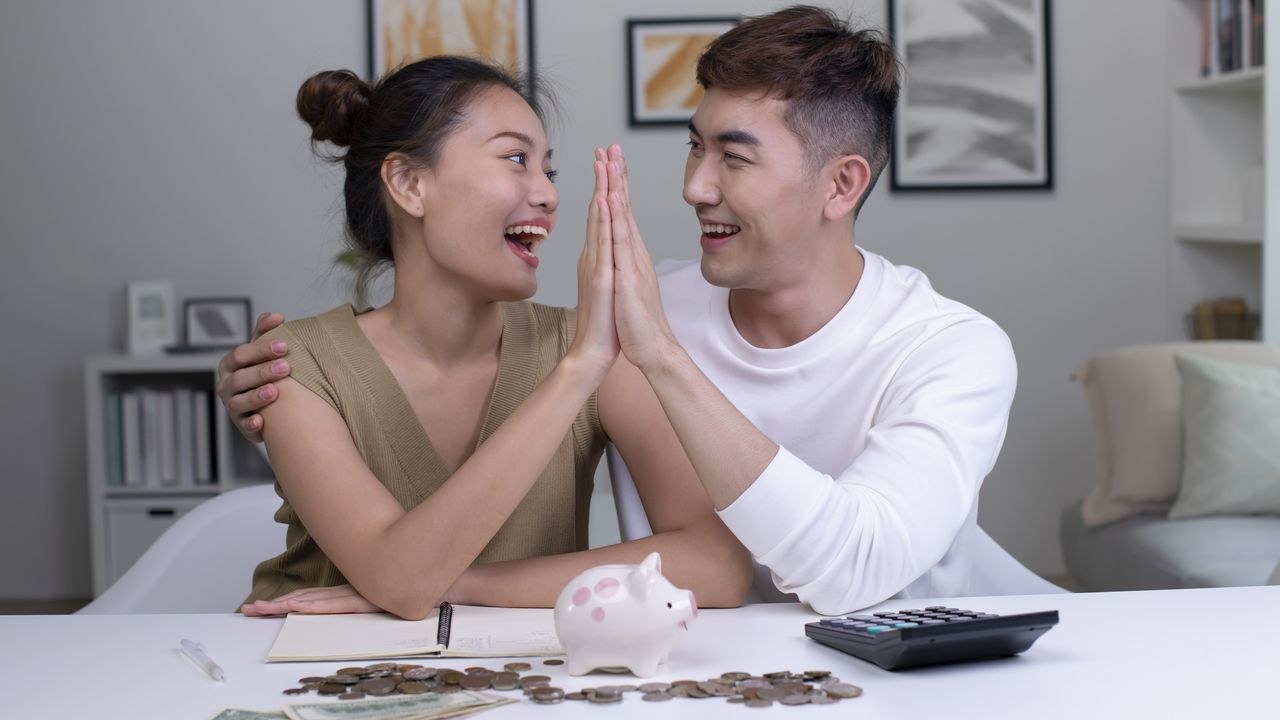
[78,484,285,614]
[604,443,1066,598]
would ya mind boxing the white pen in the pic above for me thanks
[179,638,226,682]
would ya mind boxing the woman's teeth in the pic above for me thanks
[503,224,548,238]
[701,223,741,235]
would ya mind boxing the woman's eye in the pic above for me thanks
[545,169,559,183]
[506,152,528,167]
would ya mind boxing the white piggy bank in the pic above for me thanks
[553,552,697,677]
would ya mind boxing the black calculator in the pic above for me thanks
[804,606,1059,670]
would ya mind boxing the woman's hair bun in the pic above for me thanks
[296,69,372,148]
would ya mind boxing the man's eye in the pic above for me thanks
[724,152,746,163]
[506,152,528,167]
[687,140,703,155]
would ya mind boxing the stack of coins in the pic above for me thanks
[281,662,863,708]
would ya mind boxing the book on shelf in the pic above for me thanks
[266,604,563,662]
[1191,297,1256,339]
[1251,0,1265,67]
[103,393,124,487]
[111,387,216,490]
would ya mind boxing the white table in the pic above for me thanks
[3,586,1277,719]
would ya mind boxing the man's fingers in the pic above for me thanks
[250,312,285,342]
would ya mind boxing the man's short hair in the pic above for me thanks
[696,5,900,215]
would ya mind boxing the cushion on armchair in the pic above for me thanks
[1169,354,1280,519]
[1075,342,1280,527]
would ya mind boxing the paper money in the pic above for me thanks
[208,710,288,720]
[285,690,505,720]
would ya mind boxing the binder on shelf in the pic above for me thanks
[1250,0,1265,67]
[103,392,123,487]
[121,391,142,487]
[193,390,213,485]
[157,389,178,486]
[139,389,162,488]
[174,387,196,488]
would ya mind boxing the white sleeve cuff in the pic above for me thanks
[715,446,829,558]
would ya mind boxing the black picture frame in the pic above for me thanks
[888,0,1054,191]
[183,298,252,350]
[626,17,739,127]
[367,0,535,85]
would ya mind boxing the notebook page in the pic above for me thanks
[266,610,443,662]
[442,605,563,657]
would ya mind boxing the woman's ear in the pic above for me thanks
[823,153,872,222]
[381,153,427,218]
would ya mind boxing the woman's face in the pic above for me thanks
[414,85,559,301]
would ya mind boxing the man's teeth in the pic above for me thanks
[503,224,548,237]
[701,223,741,235]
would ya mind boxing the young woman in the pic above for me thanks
[231,57,749,619]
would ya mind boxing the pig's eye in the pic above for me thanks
[667,602,672,608]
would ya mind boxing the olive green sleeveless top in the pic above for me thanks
[245,302,605,604]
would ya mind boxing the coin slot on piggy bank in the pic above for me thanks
[552,552,697,677]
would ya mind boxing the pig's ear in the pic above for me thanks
[642,553,662,574]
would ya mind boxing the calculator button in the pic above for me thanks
[893,622,920,629]
[864,625,894,634]
[920,619,945,625]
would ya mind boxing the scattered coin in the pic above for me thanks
[825,682,864,699]
[402,667,437,681]
[280,665,859,708]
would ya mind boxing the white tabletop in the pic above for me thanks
[3,586,1277,719]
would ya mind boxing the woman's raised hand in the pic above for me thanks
[603,144,678,372]
[568,148,621,380]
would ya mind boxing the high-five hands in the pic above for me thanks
[598,144,679,373]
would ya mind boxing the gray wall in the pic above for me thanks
[0,0,1169,600]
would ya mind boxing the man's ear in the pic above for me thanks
[381,153,427,218]
[823,153,872,221]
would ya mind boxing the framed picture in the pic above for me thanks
[889,0,1053,191]
[126,281,177,356]
[627,17,739,126]
[183,298,252,350]
[369,0,534,80]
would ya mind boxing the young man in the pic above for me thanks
[599,6,1016,614]
[220,6,1015,615]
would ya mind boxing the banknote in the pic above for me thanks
[285,690,504,720]
[208,710,288,720]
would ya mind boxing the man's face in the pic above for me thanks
[683,87,826,290]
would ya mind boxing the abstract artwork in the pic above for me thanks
[627,17,739,126]
[369,0,533,80]
[889,0,1053,190]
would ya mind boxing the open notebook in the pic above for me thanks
[266,603,564,662]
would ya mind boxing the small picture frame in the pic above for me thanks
[368,0,535,81]
[183,298,252,350]
[888,0,1054,191]
[126,280,177,356]
[627,17,739,126]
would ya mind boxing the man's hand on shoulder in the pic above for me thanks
[215,312,292,443]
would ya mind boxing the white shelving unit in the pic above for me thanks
[1167,0,1274,341]
[84,353,275,596]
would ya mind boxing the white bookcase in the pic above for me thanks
[1166,0,1275,341]
[84,354,275,596]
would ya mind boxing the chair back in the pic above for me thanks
[78,484,285,614]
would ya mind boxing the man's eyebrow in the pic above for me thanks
[686,121,760,147]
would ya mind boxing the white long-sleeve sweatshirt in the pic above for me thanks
[614,249,1017,616]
